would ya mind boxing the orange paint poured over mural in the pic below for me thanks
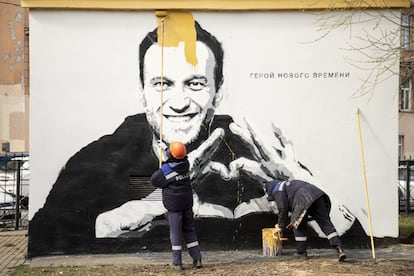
[156,11,197,65]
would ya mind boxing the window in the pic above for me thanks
[402,13,412,49]
[399,135,404,160]
[401,79,411,111]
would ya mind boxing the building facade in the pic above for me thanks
[23,0,408,257]
[0,0,29,153]
[400,3,414,160]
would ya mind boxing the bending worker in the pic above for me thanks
[265,179,347,261]
[151,141,203,270]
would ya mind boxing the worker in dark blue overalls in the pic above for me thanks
[266,179,347,261]
[151,141,202,270]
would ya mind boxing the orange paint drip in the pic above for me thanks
[156,11,197,65]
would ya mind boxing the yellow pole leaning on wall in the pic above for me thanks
[356,108,376,263]
[156,10,168,168]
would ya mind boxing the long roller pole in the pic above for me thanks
[356,108,376,262]
[155,11,167,168]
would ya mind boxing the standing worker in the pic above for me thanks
[151,141,203,270]
[265,179,347,261]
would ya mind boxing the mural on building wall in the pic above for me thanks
[28,10,399,257]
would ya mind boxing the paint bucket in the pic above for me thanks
[262,228,281,256]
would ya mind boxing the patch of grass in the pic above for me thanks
[11,265,82,276]
[399,214,414,238]
[11,264,181,276]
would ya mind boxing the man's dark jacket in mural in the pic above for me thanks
[28,114,268,256]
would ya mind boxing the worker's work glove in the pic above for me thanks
[273,224,282,238]
[274,224,282,232]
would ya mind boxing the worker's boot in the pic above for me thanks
[336,246,347,262]
[295,241,308,260]
[193,258,203,269]
[294,251,308,260]
[171,264,183,270]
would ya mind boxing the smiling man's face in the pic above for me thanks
[141,41,220,144]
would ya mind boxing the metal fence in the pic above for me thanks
[0,155,29,229]
[399,160,414,214]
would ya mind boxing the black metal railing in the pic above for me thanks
[399,160,414,214]
[0,154,29,229]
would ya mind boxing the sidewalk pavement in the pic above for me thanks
[1,229,414,275]
[0,229,27,276]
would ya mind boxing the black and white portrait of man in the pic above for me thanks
[28,10,398,257]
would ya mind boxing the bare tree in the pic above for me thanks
[304,0,409,99]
